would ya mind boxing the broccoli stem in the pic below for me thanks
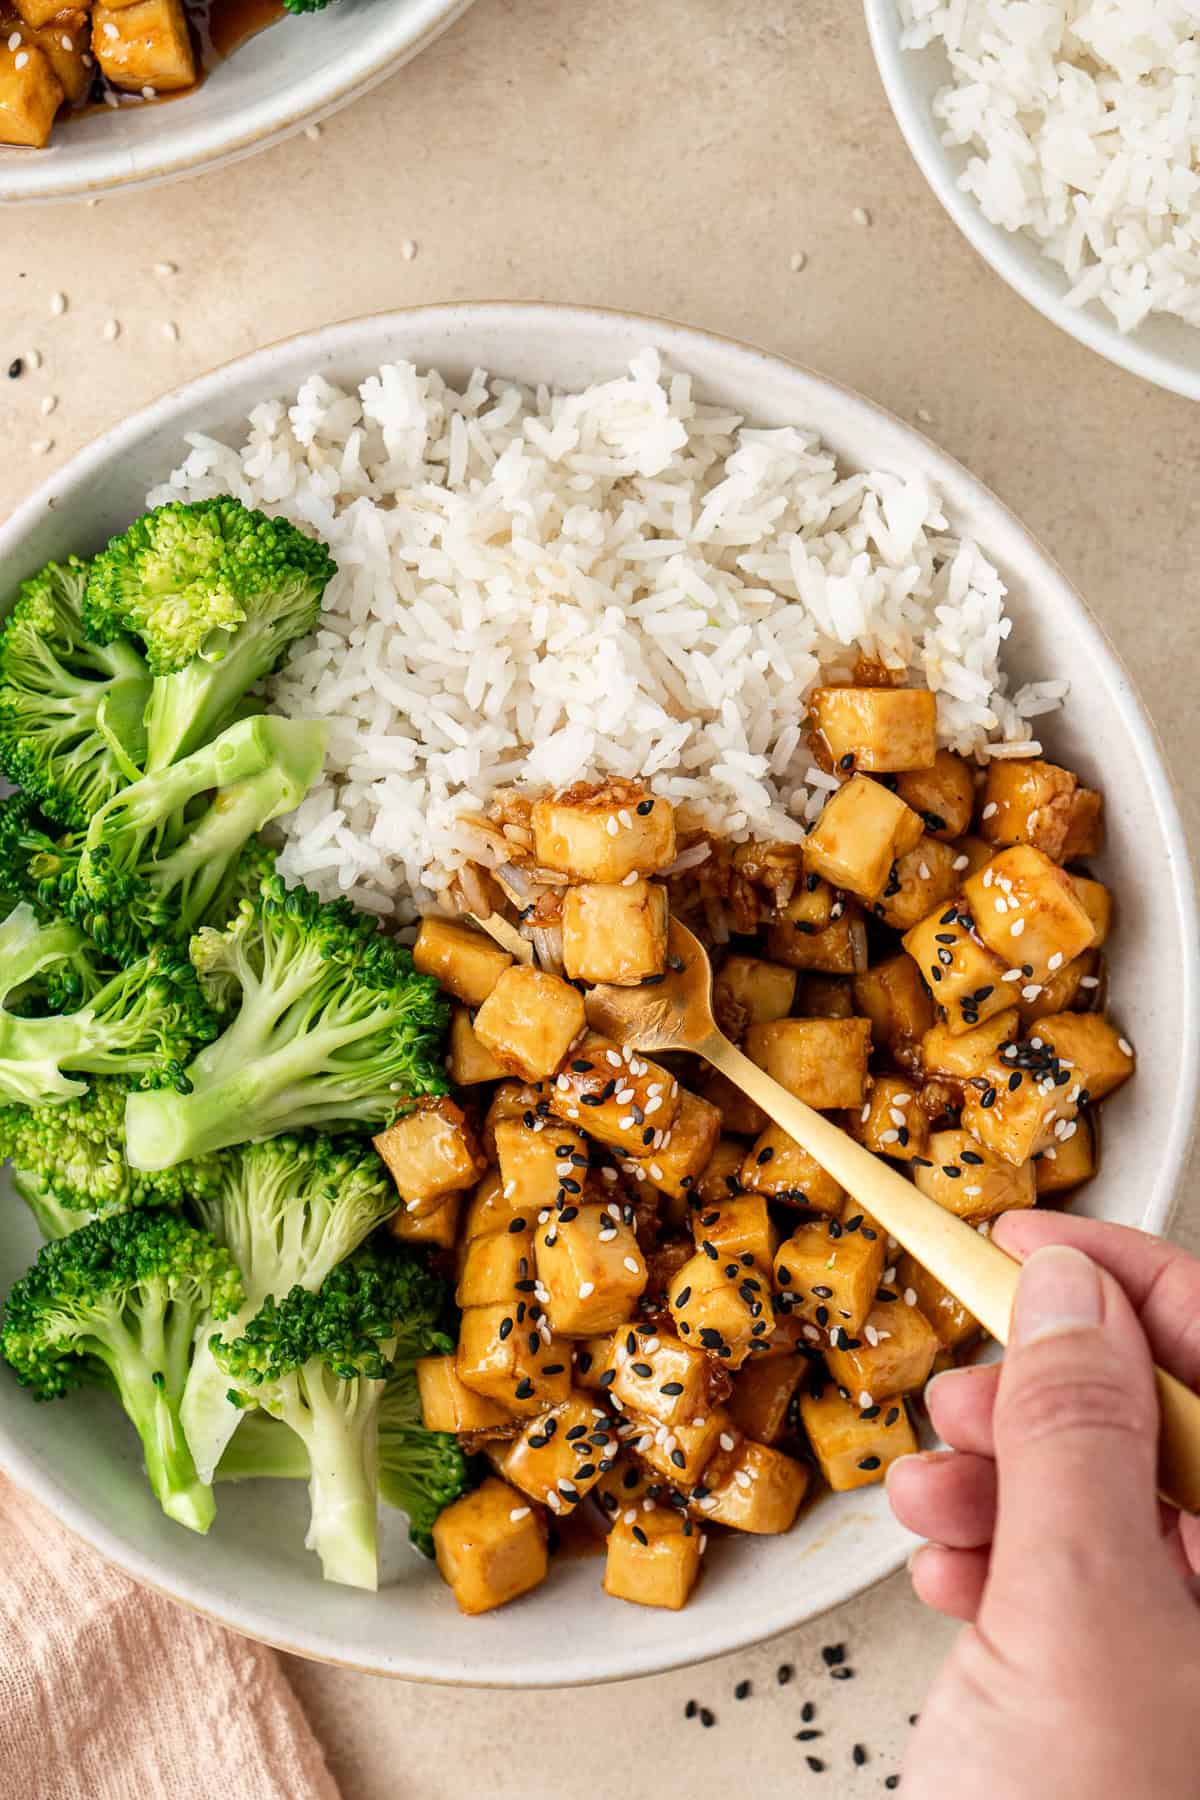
[144,624,284,771]
[91,1309,215,1534]
[293,1367,382,1590]
[215,1410,310,1483]
[180,1302,259,1484]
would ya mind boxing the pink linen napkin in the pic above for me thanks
[0,1474,343,1800]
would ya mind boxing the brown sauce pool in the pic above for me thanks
[71,0,285,120]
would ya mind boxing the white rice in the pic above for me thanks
[899,0,1200,334]
[149,351,1063,923]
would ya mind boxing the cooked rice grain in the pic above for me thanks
[149,351,1061,921]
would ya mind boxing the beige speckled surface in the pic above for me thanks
[2,0,1198,1792]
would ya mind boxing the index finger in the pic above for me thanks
[992,1211,1200,1390]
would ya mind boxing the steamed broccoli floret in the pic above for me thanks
[0,558,150,830]
[0,1208,242,1532]
[181,1133,403,1482]
[0,903,219,1107]
[281,0,331,12]
[73,713,327,963]
[0,795,86,928]
[0,1079,218,1219]
[12,1167,92,1240]
[215,1365,467,1558]
[376,1366,468,1556]
[83,499,336,771]
[123,875,448,1170]
[212,1245,446,1588]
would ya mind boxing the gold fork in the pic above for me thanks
[586,919,1200,1512]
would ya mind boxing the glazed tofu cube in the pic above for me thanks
[952,834,995,878]
[690,1194,778,1273]
[895,1255,978,1351]
[1036,1012,1134,1102]
[959,1044,1078,1165]
[714,955,797,1033]
[739,1123,844,1214]
[432,1478,548,1615]
[571,1334,617,1390]
[609,1329,717,1427]
[853,953,936,1055]
[825,1298,938,1401]
[534,1206,647,1336]
[1070,876,1112,945]
[775,877,836,931]
[744,1017,872,1110]
[798,974,855,1018]
[914,1127,1036,1218]
[980,758,1078,859]
[1035,1111,1097,1195]
[896,750,976,840]
[848,1075,930,1163]
[499,1394,620,1515]
[765,904,869,975]
[603,1505,702,1610]
[494,1116,590,1215]
[456,1229,535,1309]
[592,1453,657,1521]
[413,917,512,1007]
[799,1386,917,1491]
[920,1008,1020,1081]
[625,1088,721,1200]
[373,1100,486,1214]
[548,1032,680,1151]
[878,837,961,932]
[447,1005,507,1084]
[964,845,1097,982]
[388,1191,459,1250]
[699,1066,768,1137]
[692,1138,751,1206]
[92,0,196,92]
[1016,949,1098,1026]
[474,965,586,1081]
[903,904,1010,1034]
[416,1354,517,1433]
[12,0,66,27]
[1061,787,1104,861]
[692,1438,808,1533]
[729,1354,804,1444]
[481,1080,547,1150]
[6,13,89,103]
[457,1304,572,1415]
[532,783,675,882]
[0,41,61,146]
[463,1169,530,1241]
[773,1217,884,1337]
[630,1405,733,1486]
[810,686,938,773]
[561,878,668,986]
[804,775,923,902]
[668,1252,774,1368]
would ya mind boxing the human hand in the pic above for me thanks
[888,1210,1200,1800]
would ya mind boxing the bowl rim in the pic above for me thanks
[0,0,475,205]
[861,0,1200,403]
[0,300,1196,1683]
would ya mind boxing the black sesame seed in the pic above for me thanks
[828,1219,843,1238]
[860,1402,880,1419]
[796,1728,823,1742]
[805,1757,825,1774]
[815,1305,829,1327]
[801,1700,816,1722]
[853,1744,868,1766]
[498,1316,513,1340]
[777,1267,792,1286]
[675,1284,692,1307]
[960,1149,983,1164]
[508,1217,527,1233]
[830,1666,855,1682]
[699,1707,715,1728]
[861,1227,877,1241]
[685,1699,697,1719]
[580,1093,603,1107]
[821,1644,845,1667]
[542,1362,565,1375]
[839,752,855,770]
[756,1145,775,1165]
[701,1241,719,1261]
[515,1378,534,1399]
[777,1663,793,1685]
[930,966,943,982]
[885,1405,900,1426]
[660,1380,684,1395]
[527,1331,541,1354]
[670,1448,686,1469]
[577,1350,593,1375]
[886,1777,900,1790]
[812,1284,833,1298]
[625,1331,637,1355]
[739,1251,755,1267]
[631,1361,653,1378]
[942,1164,961,1179]
[858,1455,881,1471]
[980,1085,997,1109]
[734,1679,751,1700]
[910,1155,933,1169]
[636,798,655,815]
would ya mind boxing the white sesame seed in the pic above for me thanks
[39,395,56,416]
[888,1106,906,1126]
[719,1432,735,1452]
[883,1266,896,1284]
[141,86,156,100]
[6,30,21,50]
[615,1087,635,1104]
[26,348,41,370]
[1047,951,1064,971]
[858,1391,873,1409]
[648,1164,664,1181]
[860,1102,871,1122]
[401,238,418,261]
[1079,974,1100,989]
[789,250,807,271]
[578,1281,594,1299]
[1003,968,1022,982]
[1010,918,1026,937]
[622,1256,640,1274]
[952,853,970,872]
[734,1469,753,1489]
[903,1287,917,1306]
[864,1325,879,1346]
[102,21,117,36]
[509,1506,531,1522]
[161,321,180,342]
[1119,1037,1133,1058]
[852,205,871,226]
[621,870,638,886]
[918,861,931,880]
[31,438,52,456]
[305,123,322,141]
[605,817,619,836]
[1022,984,1042,1002]
[617,809,632,829]
[606,1050,622,1067]
[103,319,121,342]
[14,48,27,68]
[618,1115,635,1131]
[963,1184,982,1197]
[982,802,998,820]
[153,260,178,277]
[61,33,72,49]
[879,1128,900,1145]
[49,291,66,316]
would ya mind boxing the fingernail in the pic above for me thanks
[1011,1244,1102,1346]
[924,1364,975,1404]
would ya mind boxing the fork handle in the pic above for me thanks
[704,1033,1200,1513]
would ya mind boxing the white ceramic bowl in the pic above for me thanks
[863,1,1200,401]
[0,304,1195,1684]
[0,0,473,205]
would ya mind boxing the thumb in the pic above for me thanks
[983,1243,1163,1629]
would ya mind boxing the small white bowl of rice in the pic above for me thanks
[864,0,1200,400]
[0,304,1194,1683]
